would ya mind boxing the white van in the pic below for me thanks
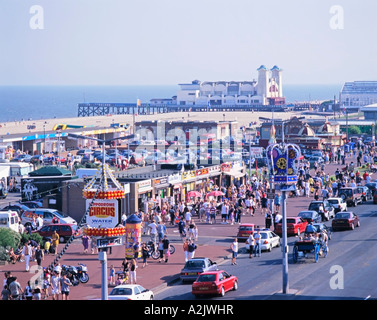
[0,211,20,233]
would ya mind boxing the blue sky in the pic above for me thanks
[0,0,376,86]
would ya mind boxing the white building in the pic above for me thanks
[175,65,284,106]
[340,81,377,107]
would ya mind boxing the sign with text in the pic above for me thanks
[86,199,119,229]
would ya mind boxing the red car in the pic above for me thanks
[274,217,308,237]
[192,270,238,297]
[37,224,81,243]
[236,223,255,241]
[332,211,360,231]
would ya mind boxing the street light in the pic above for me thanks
[266,141,301,294]
[67,132,134,300]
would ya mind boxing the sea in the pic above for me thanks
[0,84,342,123]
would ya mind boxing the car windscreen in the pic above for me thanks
[239,226,253,231]
[53,210,69,218]
[298,212,312,218]
[196,274,216,282]
[185,261,205,269]
[335,213,350,219]
[328,200,339,204]
[286,219,297,224]
[109,288,133,296]
[308,203,320,210]
[339,189,352,197]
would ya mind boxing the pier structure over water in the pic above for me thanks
[77,102,315,117]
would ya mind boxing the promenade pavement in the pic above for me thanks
[1,155,362,300]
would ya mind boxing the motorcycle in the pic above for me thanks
[62,265,80,286]
[77,263,89,284]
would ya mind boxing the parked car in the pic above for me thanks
[37,223,81,243]
[20,208,77,227]
[245,229,280,252]
[1,204,31,217]
[192,270,238,298]
[308,200,335,221]
[365,182,377,194]
[19,200,43,208]
[332,211,360,231]
[357,186,372,202]
[0,211,20,233]
[297,210,322,223]
[11,154,32,162]
[304,223,333,240]
[180,258,218,283]
[236,223,255,241]
[338,187,363,207]
[108,285,154,300]
[274,217,308,236]
[308,156,324,168]
[327,197,347,213]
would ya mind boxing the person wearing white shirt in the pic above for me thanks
[21,241,33,271]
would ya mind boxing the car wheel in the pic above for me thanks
[150,295,154,300]
[297,228,301,237]
[353,200,357,207]
[233,281,238,291]
[220,286,225,297]
[356,221,360,227]
[59,236,66,243]
[268,244,272,252]
[351,223,355,230]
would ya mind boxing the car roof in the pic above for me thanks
[112,284,142,289]
[299,210,317,213]
[327,197,341,200]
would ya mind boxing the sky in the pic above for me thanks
[0,0,376,86]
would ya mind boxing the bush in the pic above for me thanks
[0,228,22,251]
[20,232,43,246]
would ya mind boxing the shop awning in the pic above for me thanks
[223,171,245,179]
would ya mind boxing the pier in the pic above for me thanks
[77,102,296,117]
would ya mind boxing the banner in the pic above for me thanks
[86,199,119,229]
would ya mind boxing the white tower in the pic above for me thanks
[271,65,283,97]
[257,65,269,103]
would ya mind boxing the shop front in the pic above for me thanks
[221,161,246,188]
[136,179,153,213]
[182,170,196,201]
[168,173,182,205]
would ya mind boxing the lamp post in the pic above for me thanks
[67,132,134,300]
[266,141,301,294]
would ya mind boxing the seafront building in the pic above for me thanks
[174,65,285,107]
[340,81,377,107]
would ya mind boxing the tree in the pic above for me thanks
[348,126,361,135]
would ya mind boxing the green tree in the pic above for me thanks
[348,125,361,135]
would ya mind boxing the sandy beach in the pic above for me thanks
[0,110,325,137]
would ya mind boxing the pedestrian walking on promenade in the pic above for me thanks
[246,233,255,258]
[129,259,137,284]
[254,230,261,257]
[188,239,197,260]
[230,238,238,265]
[109,265,115,285]
[35,244,44,267]
[141,243,149,268]
[60,273,72,300]
[82,235,89,254]
[162,235,171,263]
[51,230,59,255]
[21,240,32,271]
[183,239,189,262]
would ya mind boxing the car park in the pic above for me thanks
[338,187,363,207]
[332,211,360,231]
[236,223,255,241]
[20,208,77,227]
[37,223,81,243]
[108,285,154,300]
[192,270,238,298]
[308,200,335,221]
[327,197,347,213]
[274,217,308,237]
[297,210,321,223]
[245,229,280,252]
[180,257,218,283]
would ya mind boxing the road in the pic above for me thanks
[156,201,377,300]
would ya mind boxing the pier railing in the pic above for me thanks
[77,102,302,117]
